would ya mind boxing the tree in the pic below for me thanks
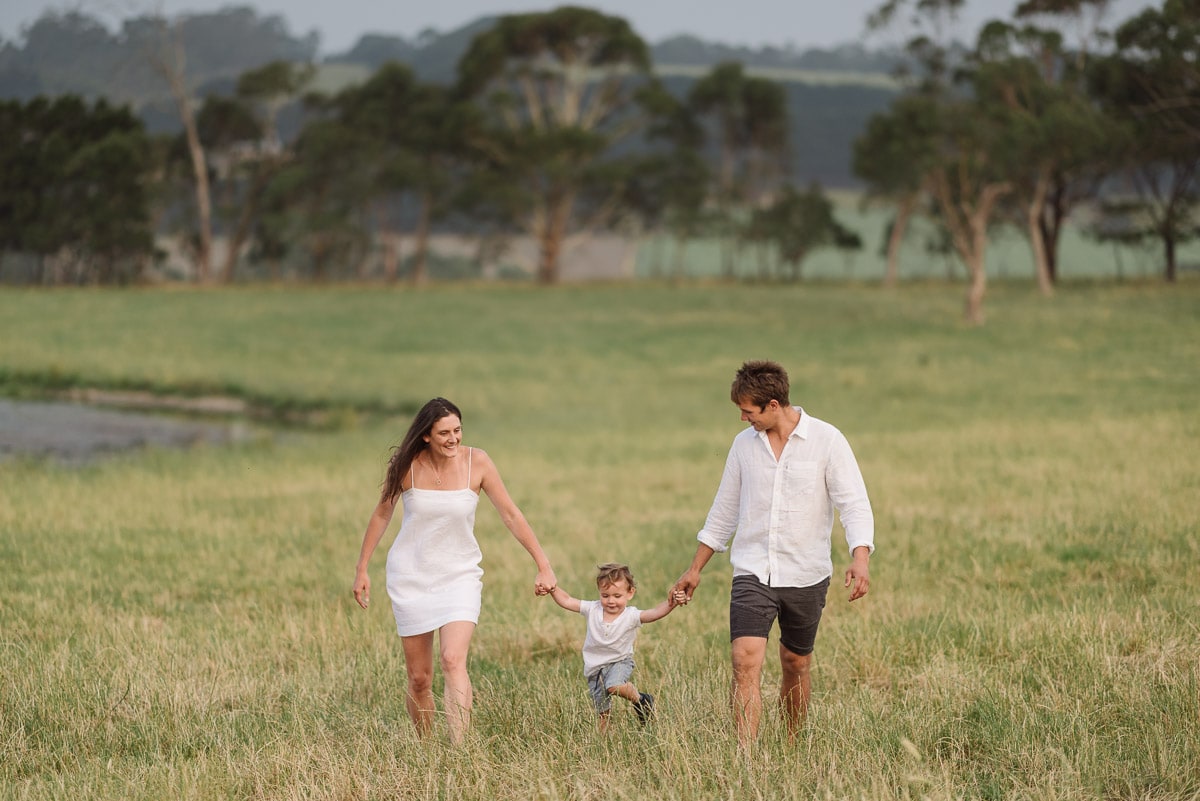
[868,0,1016,324]
[337,62,472,283]
[616,83,711,281]
[262,114,372,280]
[687,62,791,277]
[456,6,653,284]
[1090,0,1200,282]
[139,14,214,282]
[764,183,861,282]
[926,97,1016,324]
[0,96,154,283]
[852,94,940,286]
[970,20,1114,293]
[208,60,313,282]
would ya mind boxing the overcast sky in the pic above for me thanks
[0,0,1155,55]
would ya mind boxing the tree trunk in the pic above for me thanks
[1040,179,1067,283]
[311,235,328,282]
[884,193,916,288]
[1027,169,1054,297]
[963,249,988,325]
[1164,229,1177,282]
[179,96,212,281]
[374,203,401,283]
[381,234,400,283]
[218,167,273,284]
[150,22,212,283]
[931,169,1009,326]
[537,191,574,284]
[409,190,433,285]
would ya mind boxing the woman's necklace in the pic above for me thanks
[426,455,443,487]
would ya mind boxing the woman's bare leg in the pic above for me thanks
[400,632,437,736]
[439,621,477,745]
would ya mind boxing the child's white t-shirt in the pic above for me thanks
[578,600,642,677]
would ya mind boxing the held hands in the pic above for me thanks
[669,570,700,607]
[534,567,558,597]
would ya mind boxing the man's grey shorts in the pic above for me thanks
[729,574,830,656]
[586,657,635,714]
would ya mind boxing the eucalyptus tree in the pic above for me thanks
[617,83,711,280]
[687,61,790,277]
[852,94,940,286]
[192,95,266,281]
[926,93,1020,324]
[1090,0,1199,282]
[235,60,314,153]
[455,6,654,284]
[0,96,154,284]
[222,61,312,282]
[969,21,1113,293]
[337,62,472,283]
[135,13,214,282]
[868,0,1019,323]
[765,183,861,282]
[262,112,372,281]
[173,61,313,283]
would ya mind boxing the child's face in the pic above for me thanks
[597,578,635,615]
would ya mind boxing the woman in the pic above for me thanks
[352,397,557,744]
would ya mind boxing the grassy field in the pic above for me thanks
[1,282,1198,800]
[633,202,1200,284]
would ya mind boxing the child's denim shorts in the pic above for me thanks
[586,657,635,713]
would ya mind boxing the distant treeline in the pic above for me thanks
[0,7,901,186]
[0,2,1195,326]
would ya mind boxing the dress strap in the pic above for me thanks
[467,447,473,487]
[409,461,415,490]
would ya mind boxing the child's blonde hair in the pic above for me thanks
[595,562,636,590]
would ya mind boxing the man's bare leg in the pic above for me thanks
[731,636,769,747]
[779,645,812,742]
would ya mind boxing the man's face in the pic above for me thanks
[737,398,780,431]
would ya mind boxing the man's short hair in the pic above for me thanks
[730,360,790,408]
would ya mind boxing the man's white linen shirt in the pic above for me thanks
[697,408,874,588]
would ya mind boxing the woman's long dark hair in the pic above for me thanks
[381,397,463,503]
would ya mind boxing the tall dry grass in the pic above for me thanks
[1,282,1197,799]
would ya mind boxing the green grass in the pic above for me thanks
[634,198,1200,283]
[1,282,1198,800]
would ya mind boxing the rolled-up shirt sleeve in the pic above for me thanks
[827,432,874,556]
[697,443,742,553]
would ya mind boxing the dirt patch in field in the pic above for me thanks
[0,398,255,463]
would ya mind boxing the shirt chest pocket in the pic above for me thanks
[781,461,820,510]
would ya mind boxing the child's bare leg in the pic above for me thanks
[608,682,640,704]
[598,710,611,732]
[611,682,655,724]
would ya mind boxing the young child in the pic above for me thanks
[549,562,684,731]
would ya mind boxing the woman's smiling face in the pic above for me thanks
[424,414,462,457]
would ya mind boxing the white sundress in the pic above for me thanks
[385,448,483,637]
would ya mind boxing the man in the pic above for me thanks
[671,360,874,746]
